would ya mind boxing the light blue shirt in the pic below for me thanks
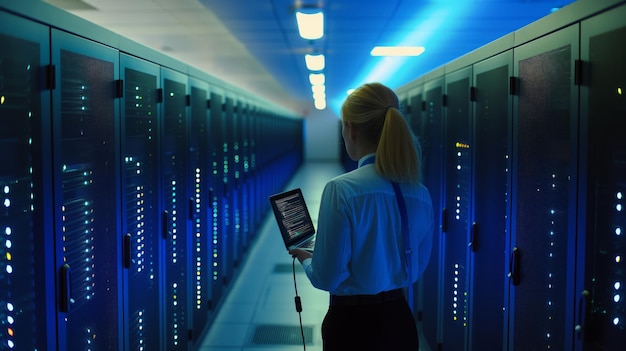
[302,153,435,296]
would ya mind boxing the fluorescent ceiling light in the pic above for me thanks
[370,46,426,57]
[314,99,327,110]
[309,73,325,85]
[313,92,326,101]
[305,54,325,71]
[312,85,325,94]
[296,11,324,40]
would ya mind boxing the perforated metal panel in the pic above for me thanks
[250,325,314,345]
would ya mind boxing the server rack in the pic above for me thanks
[223,97,238,272]
[419,74,446,350]
[441,66,473,351]
[578,4,626,349]
[509,24,580,350]
[469,50,512,351]
[239,101,252,250]
[209,91,226,304]
[51,29,123,350]
[160,67,191,350]
[0,13,55,351]
[120,54,163,351]
[188,76,212,342]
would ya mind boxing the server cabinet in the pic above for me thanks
[408,86,424,140]
[441,67,473,351]
[209,92,226,304]
[223,97,239,270]
[188,77,212,341]
[579,4,626,350]
[420,75,445,350]
[239,102,252,248]
[509,24,580,350]
[160,68,191,350]
[0,13,55,351]
[470,50,512,351]
[120,54,162,351]
[51,29,122,350]
[406,85,430,320]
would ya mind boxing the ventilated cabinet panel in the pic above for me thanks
[420,77,445,350]
[0,13,54,351]
[120,55,162,351]
[51,29,122,350]
[580,4,626,349]
[209,92,226,304]
[470,51,512,351]
[510,25,579,350]
[441,67,473,351]
[223,97,236,275]
[188,78,212,341]
[160,68,190,350]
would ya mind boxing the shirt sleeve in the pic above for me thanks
[303,180,351,292]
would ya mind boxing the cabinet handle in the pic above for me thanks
[189,198,195,220]
[59,264,72,312]
[508,247,520,285]
[575,290,591,339]
[123,233,131,269]
[469,222,478,252]
[162,210,169,239]
[209,188,214,209]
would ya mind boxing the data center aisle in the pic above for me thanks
[198,161,345,351]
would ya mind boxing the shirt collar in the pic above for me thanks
[358,153,376,168]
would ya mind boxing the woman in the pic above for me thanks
[290,82,435,350]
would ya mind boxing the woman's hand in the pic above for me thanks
[288,248,313,264]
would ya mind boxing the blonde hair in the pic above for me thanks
[341,82,421,185]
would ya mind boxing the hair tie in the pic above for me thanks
[385,106,395,114]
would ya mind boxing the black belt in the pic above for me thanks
[329,288,405,307]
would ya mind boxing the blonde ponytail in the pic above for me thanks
[341,83,421,185]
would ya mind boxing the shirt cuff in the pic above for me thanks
[301,258,312,272]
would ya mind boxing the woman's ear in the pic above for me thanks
[347,122,358,141]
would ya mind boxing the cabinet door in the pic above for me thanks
[223,97,236,276]
[209,92,226,305]
[420,76,445,350]
[470,50,513,351]
[0,12,55,351]
[51,29,122,350]
[510,24,580,351]
[160,67,191,350]
[120,54,162,351]
[188,77,212,341]
[441,66,473,351]
[579,4,626,350]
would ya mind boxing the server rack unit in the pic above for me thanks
[441,66,473,351]
[51,29,123,350]
[469,50,512,351]
[187,76,211,341]
[120,54,163,351]
[0,12,55,351]
[395,1,626,350]
[0,2,303,350]
[579,5,626,349]
[419,73,446,351]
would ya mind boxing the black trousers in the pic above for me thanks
[321,298,419,351]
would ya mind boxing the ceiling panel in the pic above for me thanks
[44,0,577,115]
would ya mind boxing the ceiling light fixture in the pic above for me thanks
[370,46,426,57]
[312,85,325,94]
[309,73,325,85]
[305,54,325,71]
[314,99,326,110]
[296,11,324,40]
